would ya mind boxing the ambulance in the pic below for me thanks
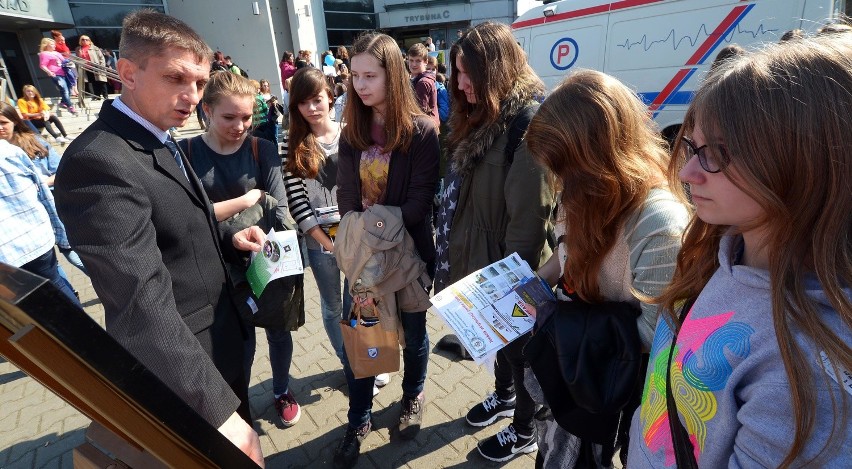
[512,0,845,139]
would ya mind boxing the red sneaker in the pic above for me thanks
[274,392,301,427]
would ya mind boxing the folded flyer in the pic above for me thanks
[429,253,555,363]
[246,228,303,297]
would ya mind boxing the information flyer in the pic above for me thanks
[246,228,303,297]
[429,253,555,363]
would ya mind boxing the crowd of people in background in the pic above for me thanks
[1,8,850,469]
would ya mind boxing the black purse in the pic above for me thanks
[524,298,643,444]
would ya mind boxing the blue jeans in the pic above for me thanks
[50,75,73,108]
[343,310,429,428]
[21,247,81,307]
[244,326,294,396]
[307,248,352,363]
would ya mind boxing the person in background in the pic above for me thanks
[333,82,347,123]
[438,22,555,463]
[180,71,301,430]
[37,38,77,115]
[257,78,284,145]
[49,30,77,97]
[628,34,852,468]
[1,102,89,278]
[524,70,689,467]
[280,51,297,84]
[225,56,245,77]
[50,30,71,57]
[334,31,439,468]
[75,35,110,101]
[17,85,73,145]
[211,50,228,73]
[54,10,264,465]
[425,37,436,52]
[407,43,439,131]
[336,46,351,70]
[0,139,81,307]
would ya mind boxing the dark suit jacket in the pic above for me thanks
[54,102,245,427]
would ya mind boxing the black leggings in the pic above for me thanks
[85,71,109,99]
[30,116,67,139]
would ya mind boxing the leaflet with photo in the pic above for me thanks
[246,228,303,297]
[429,253,554,363]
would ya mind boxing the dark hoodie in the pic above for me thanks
[412,71,440,130]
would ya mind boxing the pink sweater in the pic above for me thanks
[39,51,65,76]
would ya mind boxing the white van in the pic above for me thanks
[512,0,845,138]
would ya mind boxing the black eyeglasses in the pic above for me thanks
[681,136,728,173]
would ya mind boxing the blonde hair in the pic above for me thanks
[78,35,92,46]
[659,34,852,467]
[201,71,257,110]
[39,38,55,52]
[526,70,669,300]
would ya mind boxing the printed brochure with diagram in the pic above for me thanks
[429,253,555,363]
[246,228,303,297]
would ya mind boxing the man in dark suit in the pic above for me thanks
[54,10,264,465]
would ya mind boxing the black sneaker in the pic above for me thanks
[466,392,516,427]
[477,425,538,462]
[398,393,424,440]
[333,421,371,469]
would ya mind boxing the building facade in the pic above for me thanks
[1,0,536,103]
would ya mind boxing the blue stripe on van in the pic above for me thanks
[639,90,693,106]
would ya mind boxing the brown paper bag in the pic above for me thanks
[340,303,400,379]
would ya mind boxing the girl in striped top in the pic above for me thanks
[524,70,689,468]
[281,67,350,364]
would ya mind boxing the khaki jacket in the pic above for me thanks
[335,204,432,335]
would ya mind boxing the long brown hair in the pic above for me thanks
[286,67,334,179]
[0,102,49,158]
[526,70,669,301]
[342,31,423,153]
[658,35,852,466]
[448,22,544,149]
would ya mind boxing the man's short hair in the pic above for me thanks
[119,9,211,68]
[408,43,428,60]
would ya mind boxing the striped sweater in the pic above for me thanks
[279,133,341,250]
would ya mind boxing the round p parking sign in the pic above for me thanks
[550,37,579,70]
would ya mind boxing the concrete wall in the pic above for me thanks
[166,0,293,97]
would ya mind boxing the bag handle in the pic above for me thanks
[666,298,699,469]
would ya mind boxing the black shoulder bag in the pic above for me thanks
[666,299,699,469]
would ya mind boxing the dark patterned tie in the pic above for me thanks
[164,137,189,180]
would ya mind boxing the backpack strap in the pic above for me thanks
[504,104,538,166]
[665,299,699,469]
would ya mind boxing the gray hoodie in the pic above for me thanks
[628,233,852,468]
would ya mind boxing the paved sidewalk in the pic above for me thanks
[1,247,536,468]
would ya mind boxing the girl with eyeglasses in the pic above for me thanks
[628,34,852,468]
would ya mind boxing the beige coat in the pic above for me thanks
[75,45,107,82]
[335,204,432,336]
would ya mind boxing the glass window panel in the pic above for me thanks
[71,28,123,52]
[324,12,375,30]
[327,30,363,49]
[68,1,163,4]
[323,0,374,14]
[69,4,165,26]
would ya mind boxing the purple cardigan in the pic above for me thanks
[337,115,439,275]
